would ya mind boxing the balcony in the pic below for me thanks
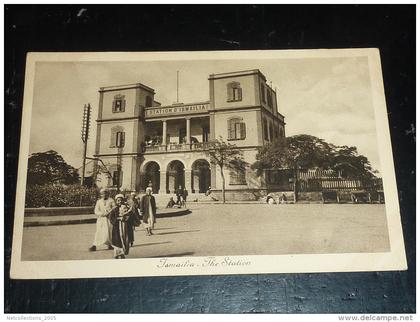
[144,142,211,153]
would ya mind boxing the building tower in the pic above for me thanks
[94,82,158,191]
[208,70,285,199]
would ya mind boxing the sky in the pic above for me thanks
[29,56,381,173]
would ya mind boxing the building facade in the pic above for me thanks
[94,69,286,199]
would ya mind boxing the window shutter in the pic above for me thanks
[119,170,123,186]
[121,132,125,147]
[240,122,246,139]
[122,100,126,112]
[113,171,118,186]
[227,84,233,101]
[264,120,269,141]
[116,132,120,147]
[110,131,116,147]
[112,100,116,113]
[227,119,233,139]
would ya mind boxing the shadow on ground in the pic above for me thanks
[154,229,200,236]
[149,252,195,258]
[156,209,192,218]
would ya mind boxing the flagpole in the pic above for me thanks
[176,70,179,103]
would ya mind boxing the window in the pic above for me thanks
[269,122,273,141]
[145,96,153,107]
[227,117,246,140]
[264,118,269,141]
[260,83,266,103]
[229,161,247,185]
[112,94,126,113]
[110,126,125,148]
[273,126,279,140]
[116,132,125,147]
[112,170,123,187]
[267,90,273,108]
[227,82,242,102]
[279,127,285,138]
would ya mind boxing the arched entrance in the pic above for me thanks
[192,159,211,193]
[167,160,185,193]
[143,161,160,193]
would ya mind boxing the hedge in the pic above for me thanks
[25,184,99,208]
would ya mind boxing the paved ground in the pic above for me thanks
[21,203,390,261]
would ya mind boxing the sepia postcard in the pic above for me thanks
[10,49,407,279]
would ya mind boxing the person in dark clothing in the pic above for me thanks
[140,187,157,236]
[108,194,134,259]
[280,193,288,204]
[127,192,140,246]
[205,186,212,196]
[175,186,182,205]
[166,197,176,208]
[182,188,188,208]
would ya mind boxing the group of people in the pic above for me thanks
[266,193,288,205]
[166,186,188,208]
[89,187,157,259]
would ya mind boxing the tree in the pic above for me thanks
[204,137,245,203]
[27,150,79,185]
[330,145,375,180]
[252,135,376,201]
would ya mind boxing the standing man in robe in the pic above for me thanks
[127,192,140,246]
[89,188,115,252]
[182,188,188,208]
[140,187,157,236]
[176,185,182,206]
[109,194,133,259]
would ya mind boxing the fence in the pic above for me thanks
[298,178,368,192]
[266,169,383,193]
[297,169,342,180]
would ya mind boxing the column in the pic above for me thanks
[186,118,191,144]
[162,120,167,145]
[210,161,216,189]
[130,156,138,192]
[184,168,192,192]
[139,172,145,192]
[159,171,167,194]
[192,170,200,193]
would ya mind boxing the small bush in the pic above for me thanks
[25,184,98,208]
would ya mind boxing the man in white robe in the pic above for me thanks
[89,188,115,251]
[140,187,156,236]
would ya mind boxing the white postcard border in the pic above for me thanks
[10,49,407,279]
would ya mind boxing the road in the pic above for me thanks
[21,203,390,261]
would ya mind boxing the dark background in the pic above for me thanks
[5,5,415,313]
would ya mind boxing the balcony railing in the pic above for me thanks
[144,142,211,153]
[143,145,167,152]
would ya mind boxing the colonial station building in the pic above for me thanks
[94,69,286,200]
